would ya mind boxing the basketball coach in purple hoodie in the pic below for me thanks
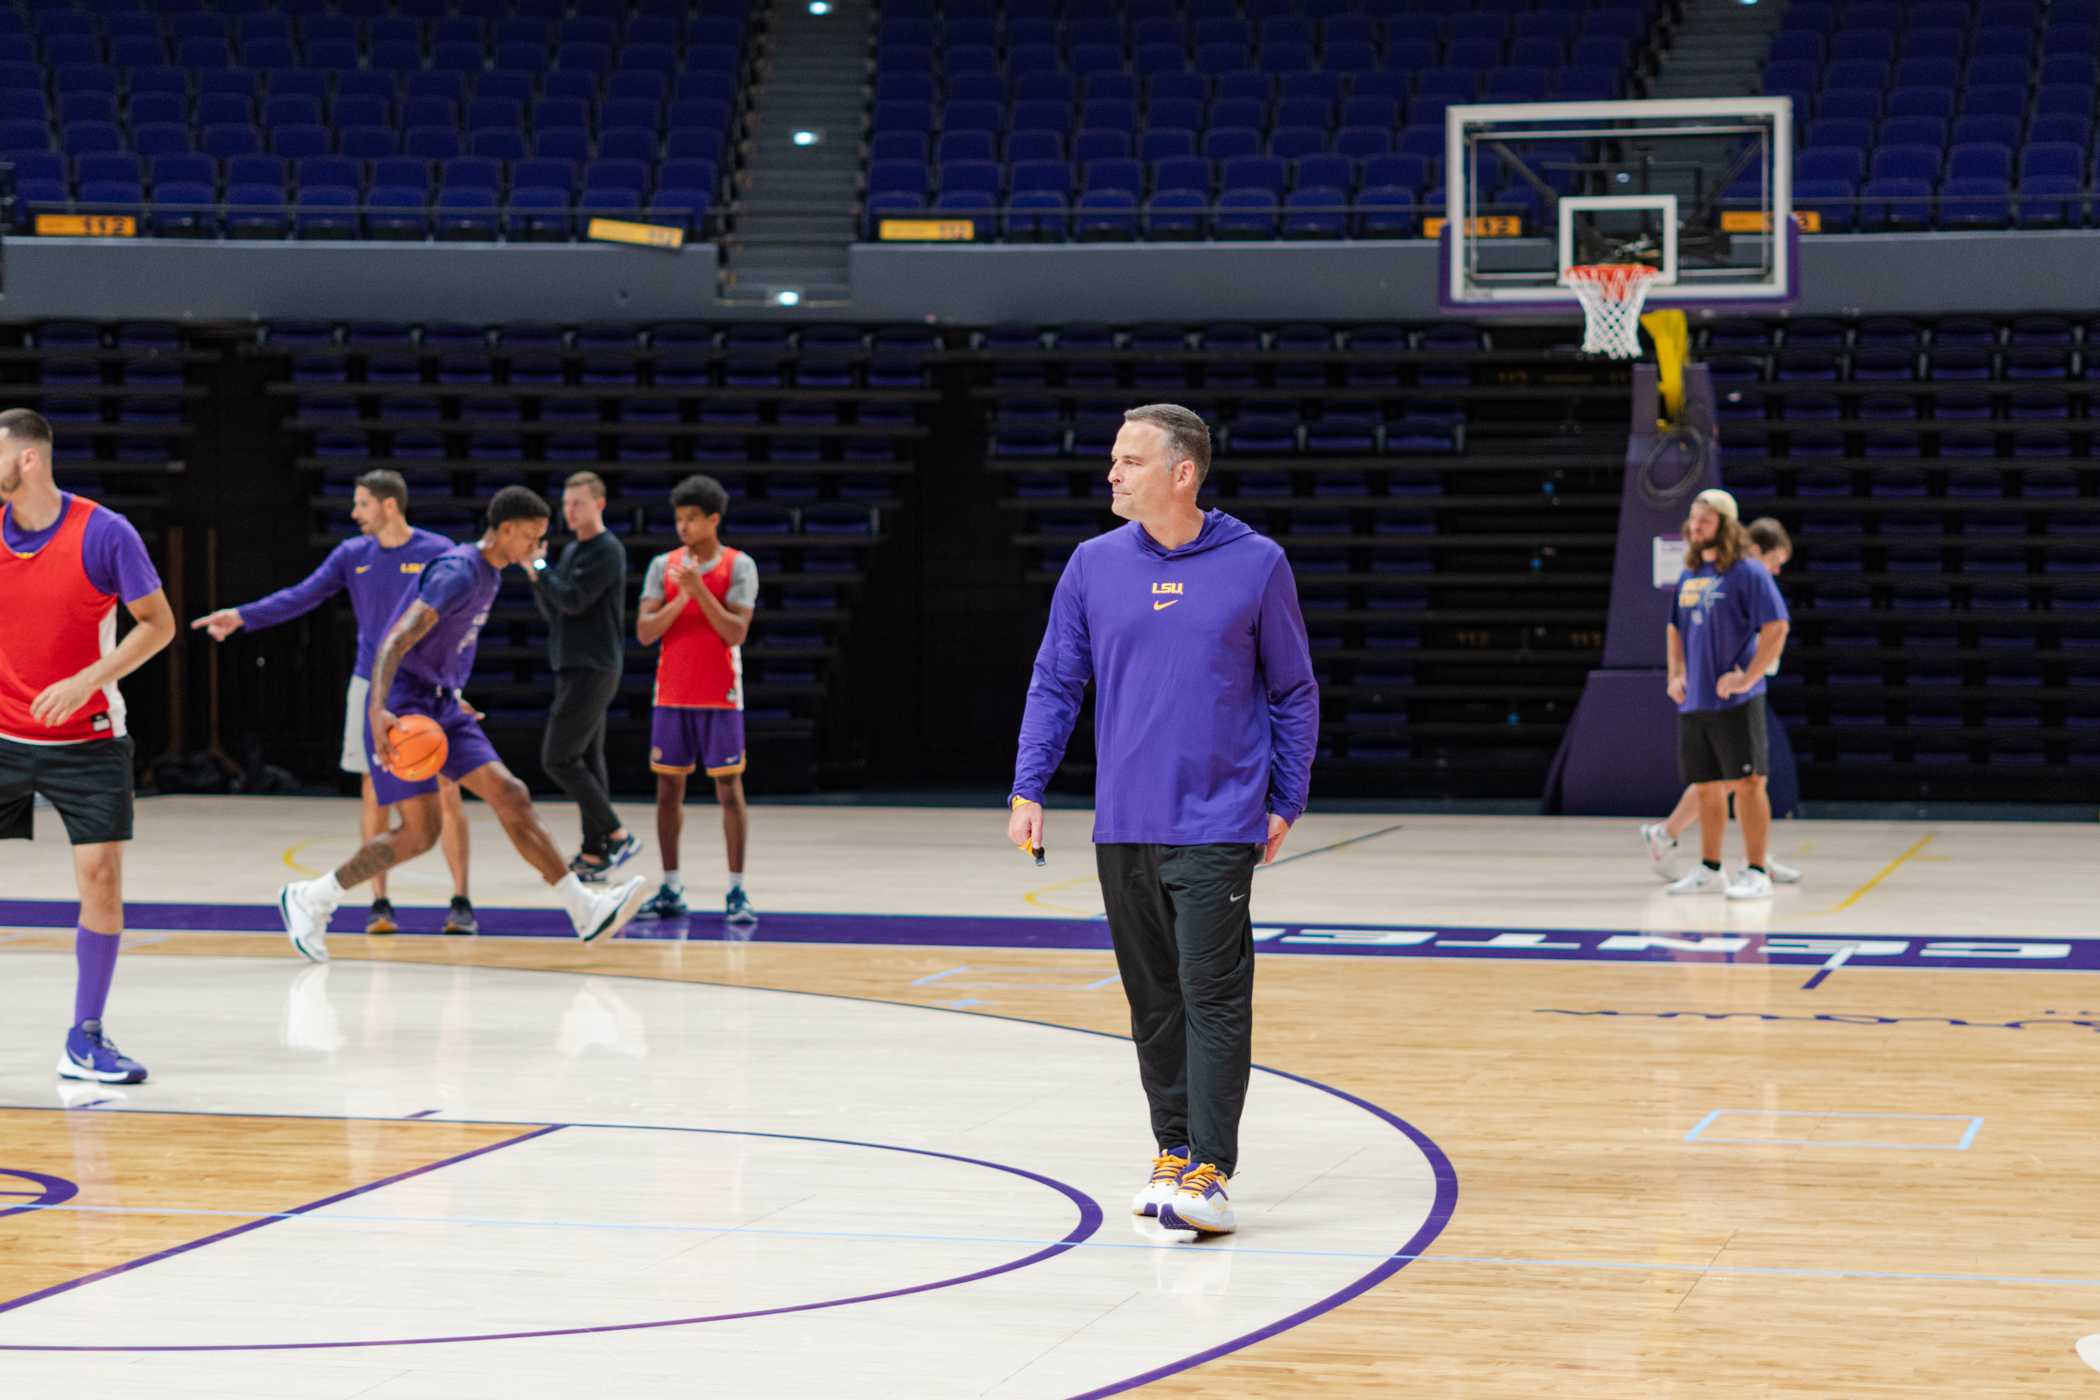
[1007,402,1318,1236]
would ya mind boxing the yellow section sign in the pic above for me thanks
[585,218,686,249]
[1721,209,1823,233]
[878,218,978,241]
[34,213,136,237]
[1421,214,1523,238]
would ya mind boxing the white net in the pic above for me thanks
[1563,263,1660,359]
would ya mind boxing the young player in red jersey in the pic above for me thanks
[633,475,759,924]
[0,409,177,1083]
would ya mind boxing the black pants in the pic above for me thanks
[1097,841,1261,1177]
[541,667,623,853]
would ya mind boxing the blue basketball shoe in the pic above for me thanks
[637,882,688,920]
[725,886,758,927]
[58,1021,148,1084]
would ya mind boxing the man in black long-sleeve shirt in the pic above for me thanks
[528,471,637,880]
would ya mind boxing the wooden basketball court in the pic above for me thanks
[3,797,2097,1396]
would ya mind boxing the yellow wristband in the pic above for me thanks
[1010,795,1039,810]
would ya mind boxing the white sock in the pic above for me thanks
[728,872,744,893]
[554,873,584,901]
[318,873,345,902]
[665,874,683,893]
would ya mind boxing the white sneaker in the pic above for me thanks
[278,876,342,962]
[1157,1163,1236,1235]
[562,874,647,943]
[1132,1145,1191,1218]
[1768,860,1802,884]
[1726,867,1775,900]
[1639,822,1681,881]
[1664,864,1725,896]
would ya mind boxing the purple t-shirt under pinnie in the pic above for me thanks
[389,542,502,694]
[1,493,161,603]
[236,528,453,679]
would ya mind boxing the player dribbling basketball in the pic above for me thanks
[276,488,646,958]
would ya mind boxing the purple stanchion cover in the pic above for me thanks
[1544,364,1798,816]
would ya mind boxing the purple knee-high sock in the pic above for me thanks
[73,925,122,1028]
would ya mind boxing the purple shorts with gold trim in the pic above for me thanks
[650,707,746,778]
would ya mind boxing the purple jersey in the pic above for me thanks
[236,528,452,679]
[1,492,161,604]
[390,542,502,693]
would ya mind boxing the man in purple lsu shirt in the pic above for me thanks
[1007,403,1319,1237]
[193,469,476,936]
[276,488,646,959]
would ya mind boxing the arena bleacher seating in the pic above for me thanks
[865,0,1656,241]
[1769,0,2100,230]
[0,0,746,239]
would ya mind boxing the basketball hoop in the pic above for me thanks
[1563,263,1661,359]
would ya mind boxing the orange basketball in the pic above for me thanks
[386,714,448,782]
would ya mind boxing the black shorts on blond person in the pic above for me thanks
[1678,695,1770,785]
[0,734,136,844]
[1095,840,1261,1178]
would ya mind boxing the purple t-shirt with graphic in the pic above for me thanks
[1670,557,1789,714]
[1,493,161,603]
[391,542,502,694]
[237,528,453,679]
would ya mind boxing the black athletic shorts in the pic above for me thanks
[1678,696,1769,785]
[0,735,136,845]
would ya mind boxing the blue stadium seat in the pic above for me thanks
[1870,145,1940,185]
[364,184,430,239]
[1153,154,1213,195]
[78,152,143,187]
[1074,188,1139,240]
[1947,143,2013,182]
[148,180,217,236]
[1283,185,1347,238]
[435,186,500,240]
[2018,174,2085,227]
[1879,117,1945,152]
[1215,187,1279,238]
[535,129,592,164]
[226,180,289,237]
[471,130,529,162]
[1270,127,1326,161]
[272,125,329,160]
[1859,176,1934,228]
[1335,126,1393,159]
[1004,129,1062,164]
[1142,187,1205,237]
[1295,153,1354,193]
